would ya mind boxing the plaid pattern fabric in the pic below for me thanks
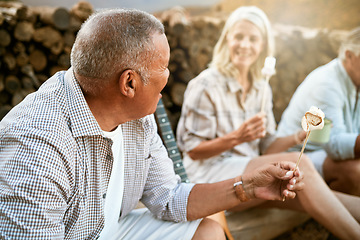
[177,67,277,158]
[0,68,194,239]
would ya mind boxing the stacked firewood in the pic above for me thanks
[0,1,93,118]
[157,7,347,129]
[157,7,225,127]
[0,3,347,128]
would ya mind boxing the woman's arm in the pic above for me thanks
[264,130,307,154]
[188,113,267,160]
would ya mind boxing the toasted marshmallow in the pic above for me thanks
[301,106,325,131]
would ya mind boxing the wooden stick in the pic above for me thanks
[260,75,270,112]
[294,130,311,171]
[282,130,311,201]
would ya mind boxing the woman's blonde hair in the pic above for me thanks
[209,6,274,81]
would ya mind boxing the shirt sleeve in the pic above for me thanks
[141,115,195,222]
[321,86,357,160]
[177,79,217,153]
[0,127,68,239]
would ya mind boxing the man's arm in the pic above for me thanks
[265,131,307,154]
[141,115,194,222]
[318,77,357,160]
[144,115,302,222]
[186,161,302,220]
[0,131,68,239]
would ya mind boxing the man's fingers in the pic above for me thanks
[294,168,304,180]
[282,189,296,200]
[269,162,294,180]
[287,180,304,192]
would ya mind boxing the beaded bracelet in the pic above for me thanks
[233,176,250,202]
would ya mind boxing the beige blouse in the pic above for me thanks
[177,67,277,161]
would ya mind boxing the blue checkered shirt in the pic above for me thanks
[0,68,194,239]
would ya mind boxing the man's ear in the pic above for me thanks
[345,50,354,61]
[119,69,137,98]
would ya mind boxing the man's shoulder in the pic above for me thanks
[1,111,74,155]
[123,114,156,134]
[296,60,341,96]
[306,59,339,82]
[0,71,74,143]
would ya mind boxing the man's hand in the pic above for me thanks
[187,161,304,220]
[242,161,304,201]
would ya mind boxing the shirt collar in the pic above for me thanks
[64,68,104,138]
[336,58,357,95]
[225,75,263,93]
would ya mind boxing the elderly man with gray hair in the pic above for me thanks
[277,27,360,196]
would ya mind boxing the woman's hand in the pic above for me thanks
[188,112,267,160]
[294,130,307,145]
[241,161,304,201]
[231,112,267,145]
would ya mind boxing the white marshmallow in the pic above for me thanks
[301,106,325,131]
[261,56,276,77]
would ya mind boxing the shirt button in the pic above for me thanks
[103,193,106,199]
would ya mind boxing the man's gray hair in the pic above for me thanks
[71,8,165,94]
[339,27,360,60]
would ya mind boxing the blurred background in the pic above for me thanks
[21,0,219,13]
[20,0,360,30]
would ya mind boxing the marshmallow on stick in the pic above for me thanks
[260,56,276,112]
[282,106,324,201]
[295,106,325,170]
